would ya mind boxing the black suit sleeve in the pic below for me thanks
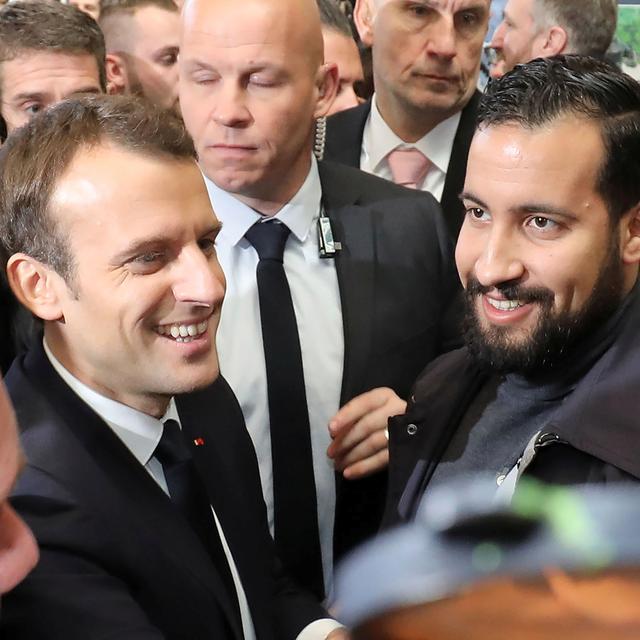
[3,487,165,640]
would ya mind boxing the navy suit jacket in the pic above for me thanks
[316,161,462,558]
[323,92,482,239]
[1,342,326,639]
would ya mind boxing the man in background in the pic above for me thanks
[318,0,364,115]
[100,0,180,113]
[0,0,106,376]
[0,0,105,136]
[489,0,617,78]
[179,0,460,599]
[323,0,490,238]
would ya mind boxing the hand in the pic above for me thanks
[326,629,350,640]
[327,387,407,479]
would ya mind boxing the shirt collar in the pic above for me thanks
[366,94,462,176]
[43,339,180,467]
[203,155,322,246]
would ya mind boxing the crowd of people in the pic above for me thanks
[0,0,638,638]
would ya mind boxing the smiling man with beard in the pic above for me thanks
[384,55,640,525]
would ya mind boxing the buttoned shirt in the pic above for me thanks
[360,94,461,201]
[43,340,339,639]
[206,157,344,595]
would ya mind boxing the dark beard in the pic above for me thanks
[463,238,625,376]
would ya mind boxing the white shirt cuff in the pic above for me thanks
[295,618,344,640]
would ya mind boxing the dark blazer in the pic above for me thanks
[323,92,482,239]
[317,160,462,559]
[1,342,326,639]
[383,286,640,529]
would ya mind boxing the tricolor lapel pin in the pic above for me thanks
[193,437,205,447]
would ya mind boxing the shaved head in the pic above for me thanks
[179,0,339,212]
[182,0,325,72]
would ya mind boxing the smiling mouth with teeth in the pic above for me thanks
[156,320,209,343]
[486,298,525,312]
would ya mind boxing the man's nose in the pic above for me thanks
[211,83,251,128]
[426,17,457,60]
[172,246,225,308]
[473,227,526,288]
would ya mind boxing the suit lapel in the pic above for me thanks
[16,345,244,640]
[318,162,376,405]
[178,379,273,640]
[440,90,481,238]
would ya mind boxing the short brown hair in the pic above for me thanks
[0,0,107,98]
[100,0,178,21]
[0,95,196,283]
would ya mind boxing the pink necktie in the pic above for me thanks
[387,148,431,189]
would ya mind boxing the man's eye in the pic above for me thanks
[467,207,489,220]
[456,9,483,32]
[526,216,559,232]
[198,238,217,255]
[249,74,276,87]
[134,252,163,264]
[159,53,178,66]
[407,3,430,18]
[24,103,42,115]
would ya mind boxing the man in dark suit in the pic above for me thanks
[179,0,461,598]
[322,0,491,239]
[0,95,338,639]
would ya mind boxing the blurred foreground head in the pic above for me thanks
[0,377,38,595]
[335,479,640,640]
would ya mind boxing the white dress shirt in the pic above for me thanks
[206,157,344,597]
[43,341,340,639]
[360,94,461,201]
[43,340,258,640]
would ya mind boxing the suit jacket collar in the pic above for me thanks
[318,161,375,405]
[12,342,246,639]
[325,91,482,238]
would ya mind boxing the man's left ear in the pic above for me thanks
[621,203,640,264]
[314,63,340,119]
[540,25,569,57]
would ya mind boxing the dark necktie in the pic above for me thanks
[155,419,241,624]
[244,220,325,599]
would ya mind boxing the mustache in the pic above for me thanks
[465,277,555,305]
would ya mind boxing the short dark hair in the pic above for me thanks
[99,0,178,23]
[0,95,195,284]
[317,0,352,38]
[0,1,107,97]
[479,55,640,223]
